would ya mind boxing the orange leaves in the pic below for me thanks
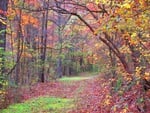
[21,14,39,26]
[143,72,150,81]
[26,0,40,8]
[101,94,112,106]
[122,32,140,46]
[120,108,129,113]
[87,53,99,64]
[22,52,32,58]
[135,66,147,80]
[139,0,148,7]
[7,2,39,27]
[135,18,142,26]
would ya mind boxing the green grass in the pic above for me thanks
[59,72,98,82]
[1,97,74,113]
[59,76,93,81]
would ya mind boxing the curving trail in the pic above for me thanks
[20,73,150,113]
[21,74,104,113]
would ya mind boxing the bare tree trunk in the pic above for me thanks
[39,0,49,82]
[15,9,24,85]
[56,2,63,78]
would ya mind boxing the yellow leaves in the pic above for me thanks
[126,77,132,82]
[121,3,131,9]
[104,98,111,105]
[93,26,102,35]
[7,6,16,21]
[112,105,117,112]
[0,18,6,25]
[95,0,105,4]
[131,32,136,38]
[94,43,101,48]
[135,67,144,79]
[0,90,6,96]
[120,108,128,113]
[129,32,139,45]
[143,72,150,81]
[0,90,3,94]
[93,30,98,36]
[136,67,142,74]
[139,0,147,7]
[129,39,138,45]
[120,45,131,54]
[118,90,124,95]
[95,0,100,4]
[93,54,98,61]
[101,94,112,106]
[123,32,139,45]
[111,105,128,113]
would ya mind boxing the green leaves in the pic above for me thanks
[0,30,6,35]
[114,77,122,92]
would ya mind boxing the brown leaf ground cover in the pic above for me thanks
[7,74,150,113]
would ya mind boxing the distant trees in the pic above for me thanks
[0,0,98,86]
[1,0,149,87]
[48,0,150,94]
[50,0,150,74]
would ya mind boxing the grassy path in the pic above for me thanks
[1,73,98,113]
[1,73,147,113]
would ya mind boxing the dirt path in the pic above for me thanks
[22,75,97,100]
[18,75,101,113]
[69,75,108,113]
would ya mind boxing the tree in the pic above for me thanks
[51,0,149,73]
[0,0,9,86]
[0,0,9,108]
[38,0,49,82]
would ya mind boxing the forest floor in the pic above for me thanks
[1,72,150,113]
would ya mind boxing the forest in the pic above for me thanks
[0,0,150,113]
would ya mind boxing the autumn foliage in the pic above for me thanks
[0,0,150,112]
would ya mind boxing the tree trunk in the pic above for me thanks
[56,2,63,78]
[39,0,49,82]
[15,9,24,85]
[0,0,8,86]
[109,47,116,76]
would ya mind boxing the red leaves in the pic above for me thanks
[69,75,149,113]
[86,3,98,11]
[0,9,7,16]
[21,81,84,100]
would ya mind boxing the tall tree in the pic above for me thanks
[0,0,9,86]
[39,0,49,82]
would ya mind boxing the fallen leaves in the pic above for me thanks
[7,74,150,113]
